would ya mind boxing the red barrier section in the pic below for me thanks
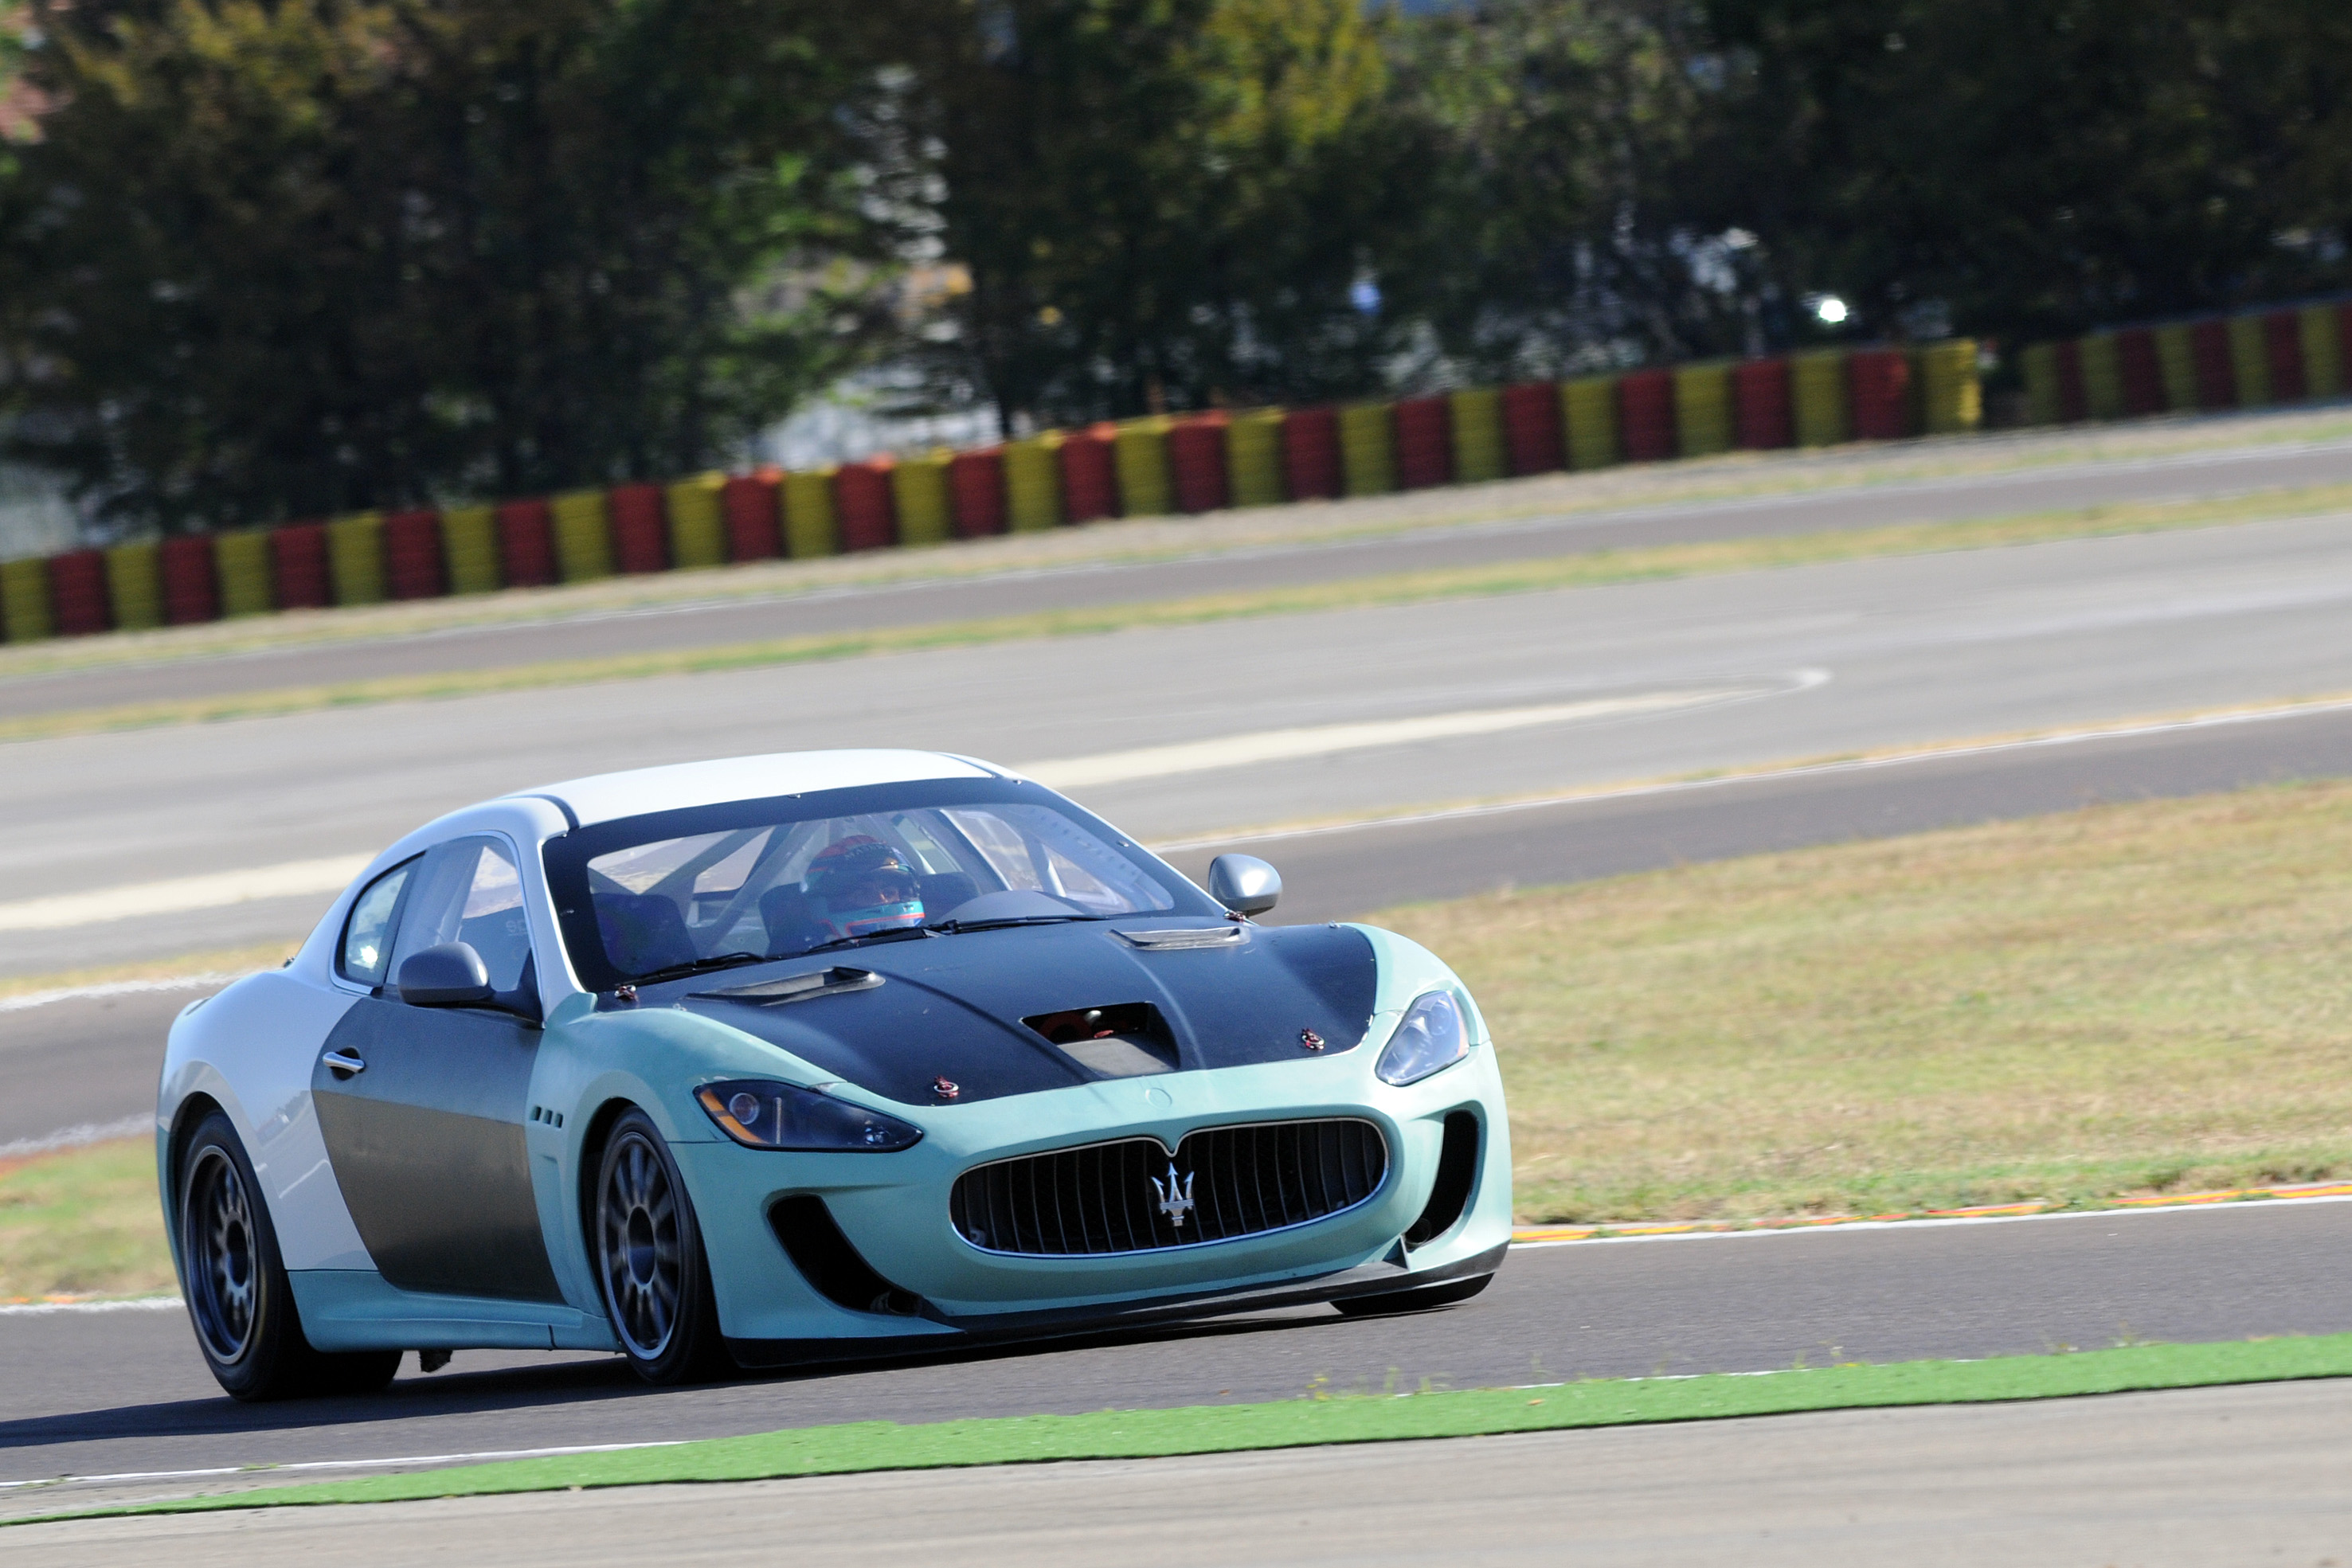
[49,549,110,635]
[496,499,558,588]
[1281,407,1341,499]
[1060,425,1119,522]
[1617,370,1676,461]
[1732,359,1794,449]
[1167,414,1230,513]
[159,534,219,625]
[2117,329,2166,416]
[1392,396,1452,489]
[2264,310,2307,404]
[2190,319,2237,409]
[949,448,1008,538]
[1501,383,1563,475]
[2340,306,2352,395]
[2053,341,2088,424]
[382,509,447,600]
[271,523,331,609]
[1848,349,1916,439]
[722,472,781,561]
[609,483,669,574]
[834,460,897,552]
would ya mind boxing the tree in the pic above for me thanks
[0,0,906,533]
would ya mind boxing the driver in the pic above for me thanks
[801,835,926,941]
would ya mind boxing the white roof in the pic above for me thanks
[509,749,997,827]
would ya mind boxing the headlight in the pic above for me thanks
[1375,991,1470,1086]
[695,1080,924,1152]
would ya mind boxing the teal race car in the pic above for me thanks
[158,749,1512,1398]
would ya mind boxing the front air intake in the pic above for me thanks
[950,1118,1387,1257]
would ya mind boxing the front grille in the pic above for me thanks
[949,1118,1387,1257]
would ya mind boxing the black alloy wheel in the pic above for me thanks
[593,1109,729,1383]
[1333,1272,1494,1319]
[178,1112,401,1401]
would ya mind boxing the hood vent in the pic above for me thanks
[1024,1002,1179,1078]
[1116,926,1245,951]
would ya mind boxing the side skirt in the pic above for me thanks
[289,1269,619,1353]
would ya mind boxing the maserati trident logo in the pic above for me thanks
[1151,1162,1197,1229]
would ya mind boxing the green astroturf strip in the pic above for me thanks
[16,1335,2352,1524]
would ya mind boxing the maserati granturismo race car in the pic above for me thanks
[159,750,1512,1399]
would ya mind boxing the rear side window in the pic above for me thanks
[338,859,417,986]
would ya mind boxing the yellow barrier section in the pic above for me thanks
[2020,342,2062,425]
[550,489,613,582]
[1447,387,1506,483]
[213,528,274,617]
[1227,409,1286,508]
[1673,362,1732,457]
[2153,323,2197,411]
[1916,338,1982,434]
[2227,314,2271,407]
[783,468,839,558]
[665,474,727,569]
[2077,334,2123,421]
[1113,419,1173,518]
[327,511,385,606]
[1338,402,1395,495]
[2300,305,2344,400]
[1004,436,1064,531]
[1562,375,1620,468]
[891,451,954,545]
[1790,351,1849,446]
[107,542,162,631]
[1,556,49,642]
[440,504,501,594]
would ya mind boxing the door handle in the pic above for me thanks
[321,1049,366,1079]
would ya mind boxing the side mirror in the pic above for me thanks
[1207,854,1282,918]
[396,943,494,1007]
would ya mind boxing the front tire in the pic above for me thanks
[178,1112,401,1401]
[1333,1272,1494,1319]
[593,1109,730,1384]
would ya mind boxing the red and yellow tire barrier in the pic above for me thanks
[382,509,448,600]
[1003,436,1064,531]
[1916,338,1981,435]
[2226,312,2271,408]
[105,542,162,632]
[1617,369,1675,462]
[1225,409,1285,509]
[1282,406,1342,500]
[892,451,954,545]
[48,549,108,636]
[327,512,387,604]
[2190,319,2237,409]
[1166,413,1230,513]
[1392,395,1452,489]
[2153,323,2197,411]
[721,474,782,561]
[1848,347,1916,439]
[1337,402,1395,496]
[948,448,1008,538]
[0,555,50,642]
[2261,309,2307,404]
[2115,328,2166,416]
[1059,426,1119,522]
[441,505,502,593]
[1500,382,1561,475]
[2299,305,2343,400]
[1732,358,1792,450]
[2078,332,2124,421]
[2020,342,2061,425]
[1447,386,1505,484]
[213,528,274,618]
[1113,418,1173,518]
[1672,362,1733,458]
[270,523,331,609]
[1789,351,1847,447]
[495,499,558,587]
[1562,374,1620,468]
[835,459,897,551]
[549,491,612,583]
[782,468,838,557]
[159,534,219,625]
[607,483,671,574]
[663,475,727,570]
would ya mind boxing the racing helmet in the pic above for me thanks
[801,835,925,939]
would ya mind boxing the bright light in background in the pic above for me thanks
[1810,294,1850,326]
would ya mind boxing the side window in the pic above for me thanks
[390,837,533,994]
[338,859,417,986]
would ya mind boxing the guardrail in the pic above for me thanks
[0,341,1981,643]
[2017,301,2352,427]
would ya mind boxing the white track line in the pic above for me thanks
[0,1116,151,1161]
[0,1296,181,1316]
[1509,1191,2352,1249]
[1152,693,2352,852]
[0,1441,683,1493]
[0,974,238,1015]
[0,856,368,933]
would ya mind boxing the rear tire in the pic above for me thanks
[178,1112,401,1401]
[1333,1272,1494,1319]
[593,1109,731,1384]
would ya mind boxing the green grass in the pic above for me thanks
[8,483,2351,745]
[1386,777,2352,1225]
[0,1138,170,1300]
[14,1335,2351,1523]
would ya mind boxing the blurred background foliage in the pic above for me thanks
[0,0,2348,531]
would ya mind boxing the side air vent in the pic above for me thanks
[769,1195,926,1316]
[1023,1001,1180,1078]
[1403,1111,1481,1249]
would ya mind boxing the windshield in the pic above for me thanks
[542,778,1215,989]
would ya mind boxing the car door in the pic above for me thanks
[311,834,563,1303]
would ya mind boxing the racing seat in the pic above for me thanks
[597,893,696,977]
[759,886,829,955]
[918,873,980,921]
